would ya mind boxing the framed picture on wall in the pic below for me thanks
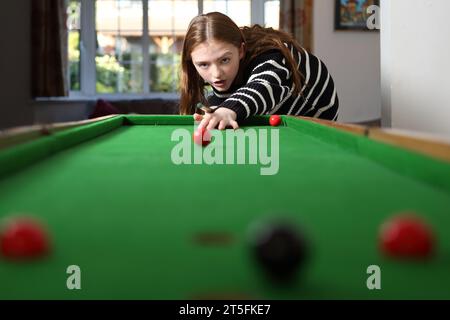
[335,0,379,31]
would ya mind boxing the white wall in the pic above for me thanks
[381,0,450,136]
[313,0,381,123]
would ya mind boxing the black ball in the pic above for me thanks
[249,222,309,283]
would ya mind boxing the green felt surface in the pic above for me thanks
[0,115,449,299]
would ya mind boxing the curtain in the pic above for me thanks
[31,0,68,97]
[279,0,314,53]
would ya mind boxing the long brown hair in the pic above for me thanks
[179,12,304,115]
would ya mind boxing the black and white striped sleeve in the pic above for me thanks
[292,46,339,121]
[218,51,294,121]
[207,91,225,107]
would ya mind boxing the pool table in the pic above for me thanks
[0,115,450,300]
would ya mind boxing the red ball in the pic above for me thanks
[193,127,212,146]
[379,214,434,259]
[0,217,50,259]
[269,115,282,127]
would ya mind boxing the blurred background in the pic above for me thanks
[1,0,449,137]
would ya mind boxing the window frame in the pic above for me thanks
[72,0,277,99]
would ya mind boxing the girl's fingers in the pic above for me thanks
[230,120,239,130]
[219,120,230,131]
[207,117,220,131]
[197,113,211,130]
[197,111,238,131]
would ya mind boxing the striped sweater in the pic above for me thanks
[207,44,339,121]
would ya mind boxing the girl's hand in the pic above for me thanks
[194,107,239,130]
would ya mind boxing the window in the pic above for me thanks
[264,0,279,29]
[203,1,251,26]
[96,0,145,93]
[67,0,280,97]
[67,0,81,91]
